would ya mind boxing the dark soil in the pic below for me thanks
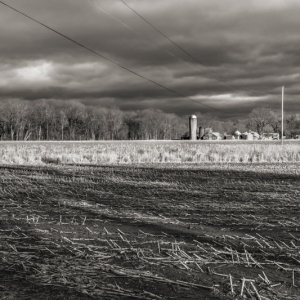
[0,163,299,299]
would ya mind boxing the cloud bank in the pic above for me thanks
[0,0,299,118]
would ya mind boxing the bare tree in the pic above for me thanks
[58,110,68,140]
[231,120,248,134]
[0,117,6,140]
[0,99,28,140]
[248,108,272,135]
[60,101,85,140]
[106,108,124,140]
[124,111,140,140]
[3,98,300,141]
[139,109,164,140]
[268,110,281,133]
[160,113,181,140]
[286,113,300,138]
[95,107,109,140]
[82,106,109,140]
[31,100,56,140]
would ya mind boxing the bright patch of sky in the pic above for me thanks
[16,62,53,82]
[192,94,268,102]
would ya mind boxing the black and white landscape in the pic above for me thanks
[0,1,300,300]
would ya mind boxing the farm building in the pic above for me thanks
[241,132,254,140]
[202,133,212,140]
[250,131,260,140]
[202,132,222,140]
[262,133,279,140]
[199,127,205,139]
[212,132,222,140]
[205,128,212,134]
[224,135,235,140]
[200,128,213,140]
[234,130,242,139]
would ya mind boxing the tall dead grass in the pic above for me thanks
[0,140,299,165]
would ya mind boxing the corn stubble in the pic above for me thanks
[0,162,300,299]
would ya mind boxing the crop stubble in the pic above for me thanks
[0,163,300,299]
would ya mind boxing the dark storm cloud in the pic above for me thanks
[0,0,299,118]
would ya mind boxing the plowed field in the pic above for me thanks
[1,163,300,299]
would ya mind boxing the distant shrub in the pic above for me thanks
[41,156,61,164]
[137,149,145,155]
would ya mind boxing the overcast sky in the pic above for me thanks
[0,0,299,119]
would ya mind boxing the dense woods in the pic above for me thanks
[0,99,299,140]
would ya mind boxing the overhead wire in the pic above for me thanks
[91,0,282,108]
[90,0,251,95]
[0,0,226,112]
[119,0,281,95]
[89,0,244,96]
[89,0,210,79]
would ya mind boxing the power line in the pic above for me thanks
[89,0,241,94]
[119,0,281,95]
[0,0,225,112]
[90,0,207,78]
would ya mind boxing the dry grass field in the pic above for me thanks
[1,141,300,299]
[0,140,300,165]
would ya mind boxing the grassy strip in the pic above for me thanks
[0,140,299,165]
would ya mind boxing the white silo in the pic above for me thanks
[189,115,197,140]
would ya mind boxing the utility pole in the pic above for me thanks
[282,86,284,145]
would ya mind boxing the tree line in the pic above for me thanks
[0,99,299,140]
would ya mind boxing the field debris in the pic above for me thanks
[0,163,300,299]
